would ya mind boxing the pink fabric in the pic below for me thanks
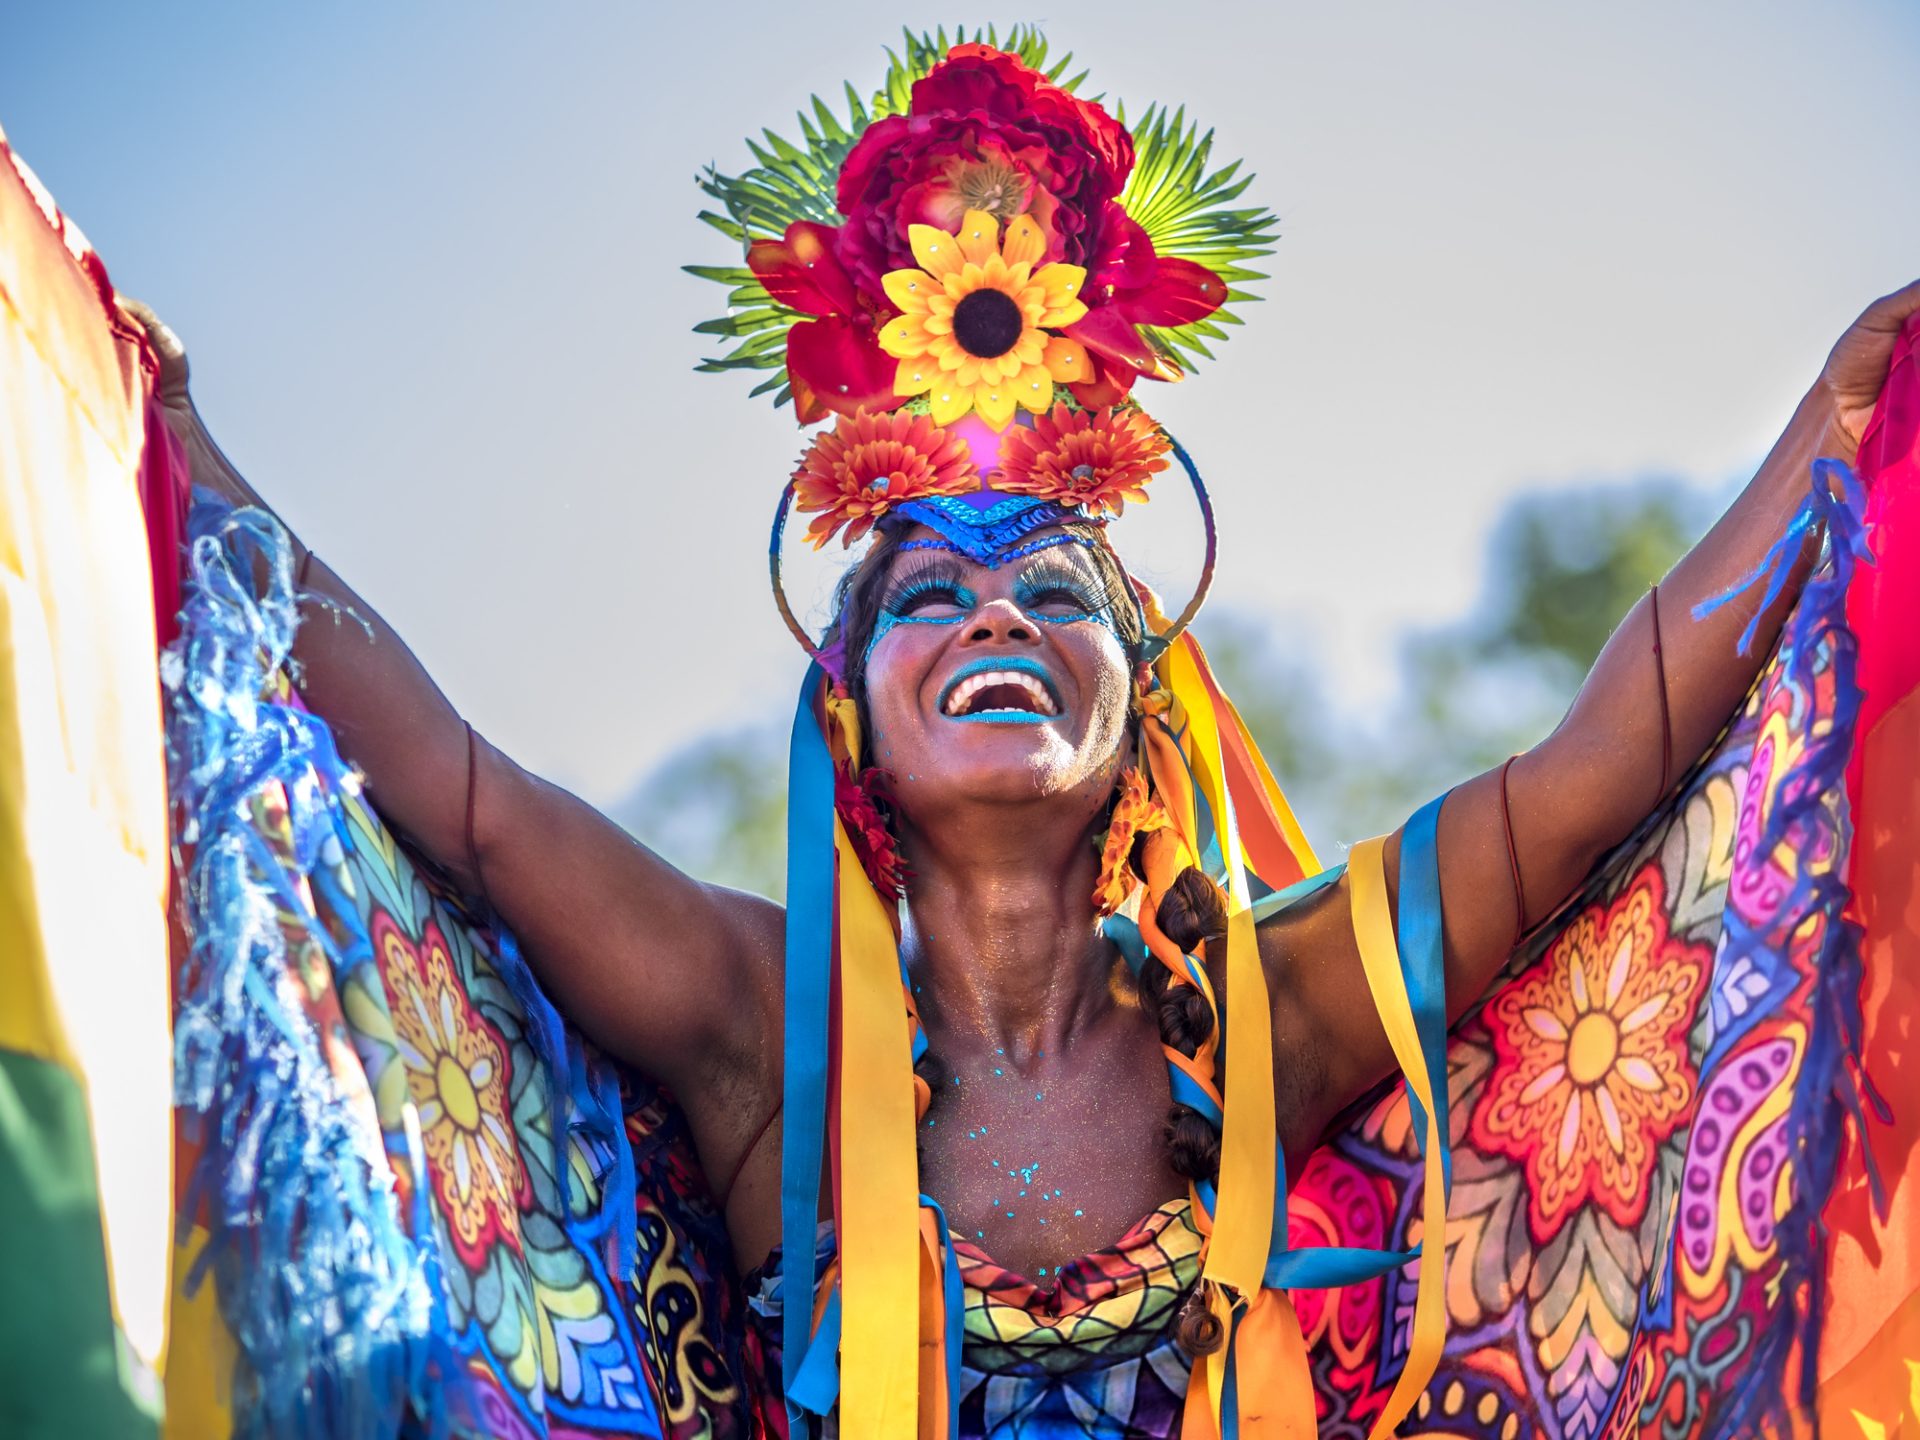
[138,396,189,647]
[1845,315,1920,802]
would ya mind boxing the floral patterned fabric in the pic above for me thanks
[210,738,752,1440]
[1288,634,1850,1440]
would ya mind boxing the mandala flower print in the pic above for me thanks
[998,404,1172,516]
[879,210,1091,428]
[1471,868,1704,1237]
[379,914,525,1269]
[791,408,978,547]
[836,43,1132,299]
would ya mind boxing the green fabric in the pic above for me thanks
[0,1048,160,1439]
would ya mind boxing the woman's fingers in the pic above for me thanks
[1858,277,1920,334]
[1824,278,1920,444]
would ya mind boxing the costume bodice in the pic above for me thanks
[743,1202,1205,1438]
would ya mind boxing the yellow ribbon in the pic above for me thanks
[835,814,921,1436]
[1159,636,1330,1439]
[1346,836,1450,1439]
[1163,639,1273,1301]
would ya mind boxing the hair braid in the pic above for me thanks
[1145,862,1232,1358]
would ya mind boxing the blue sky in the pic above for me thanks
[5,1,1917,803]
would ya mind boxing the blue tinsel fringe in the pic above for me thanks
[1695,459,1885,1440]
[167,496,458,1439]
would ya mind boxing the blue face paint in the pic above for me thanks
[862,543,1120,666]
[864,568,977,662]
[1011,553,1119,636]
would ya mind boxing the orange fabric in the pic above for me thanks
[1142,714,1201,862]
[1818,684,1920,1434]
[1180,634,1317,887]
[1232,1289,1318,1438]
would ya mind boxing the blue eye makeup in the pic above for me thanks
[863,546,1118,662]
[866,557,978,658]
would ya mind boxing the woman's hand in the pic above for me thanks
[116,297,249,514]
[1823,278,1920,453]
[117,298,194,430]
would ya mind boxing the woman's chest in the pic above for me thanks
[915,1020,1184,1281]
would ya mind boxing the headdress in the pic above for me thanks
[692,29,1448,1438]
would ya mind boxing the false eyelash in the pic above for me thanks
[880,552,970,606]
[1015,554,1119,616]
[881,557,977,618]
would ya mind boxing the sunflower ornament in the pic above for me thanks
[878,210,1093,429]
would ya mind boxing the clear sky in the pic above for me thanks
[5,1,1917,806]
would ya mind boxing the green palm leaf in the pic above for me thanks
[1114,102,1281,377]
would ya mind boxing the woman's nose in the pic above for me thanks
[962,597,1040,646]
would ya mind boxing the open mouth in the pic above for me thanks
[940,665,1061,719]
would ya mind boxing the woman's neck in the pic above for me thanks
[898,807,1116,1063]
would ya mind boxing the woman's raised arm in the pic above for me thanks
[1272,280,1920,1139]
[131,303,783,1111]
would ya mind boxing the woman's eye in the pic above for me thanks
[893,585,967,615]
[1026,587,1096,615]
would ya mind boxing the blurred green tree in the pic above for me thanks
[1214,477,1717,844]
[615,724,789,899]
[616,477,1717,896]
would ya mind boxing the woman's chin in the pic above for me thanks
[909,723,1097,801]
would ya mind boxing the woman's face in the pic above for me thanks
[861,529,1134,827]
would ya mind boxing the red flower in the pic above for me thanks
[835,45,1133,302]
[997,403,1172,517]
[791,408,978,548]
[837,767,911,896]
[1064,207,1229,403]
[748,219,899,423]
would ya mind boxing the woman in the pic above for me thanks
[143,37,1918,1440]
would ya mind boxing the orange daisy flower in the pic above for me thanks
[877,208,1092,430]
[996,404,1172,518]
[791,408,979,548]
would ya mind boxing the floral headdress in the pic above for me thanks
[692,30,1449,1440]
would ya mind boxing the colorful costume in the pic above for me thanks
[2,27,1918,1440]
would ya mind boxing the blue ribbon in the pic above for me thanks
[780,666,835,1427]
[1254,797,1453,1287]
[787,1285,841,1416]
[1398,793,1452,1189]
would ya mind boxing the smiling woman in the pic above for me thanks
[32,15,1920,1440]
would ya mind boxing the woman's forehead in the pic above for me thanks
[885,524,1102,581]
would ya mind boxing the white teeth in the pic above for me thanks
[944,670,1058,716]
